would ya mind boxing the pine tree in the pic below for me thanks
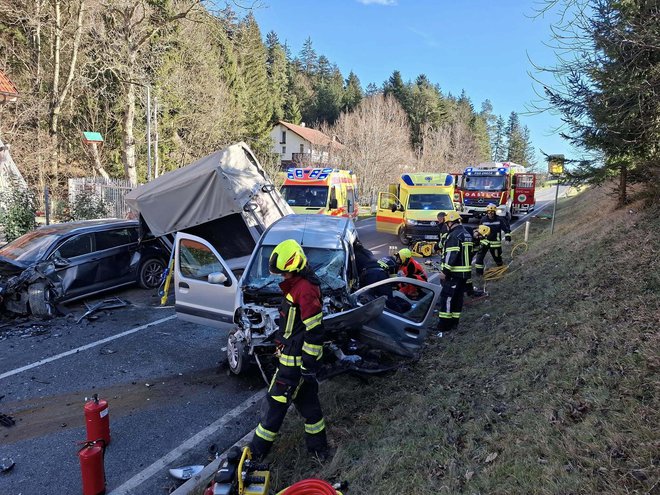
[266,30,288,124]
[491,115,506,161]
[383,70,407,106]
[299,37,317,76]
[236,13,272,153]
[505,111,525,163]
[342,71,363,112]
[521,125,537,169]
[365,82,380,97]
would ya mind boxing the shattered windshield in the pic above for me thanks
[280,186,329,208]
[0,229,60,263]
[462,175,506,191]
[244,246,346,294]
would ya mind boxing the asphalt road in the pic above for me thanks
[0,187,566,495]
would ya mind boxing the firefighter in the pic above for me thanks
[474,203,511,275]
[437,211,472,331]
[435,211,449,255]
[354,239,388,288]
[394,248,427,299]
[249,239,329,461]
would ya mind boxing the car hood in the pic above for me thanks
[0,257,28,278]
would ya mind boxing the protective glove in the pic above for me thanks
[505,233,512,243]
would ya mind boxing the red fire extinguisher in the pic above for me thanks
[84,394,111,445]
[79,440,106,495]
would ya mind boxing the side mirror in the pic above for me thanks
[53,256,70,268]
[329,198,338,209]
[261,184,275,193]
[397,204,405,212]
[208,272,230,286]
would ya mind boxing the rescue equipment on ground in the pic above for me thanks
[276,479,346,494]
[159,249,176,305]
[483,242,528,281]
[204,445,270,495]
[84,394,111,445]
[78,440,106,495]
[411,241,436,257]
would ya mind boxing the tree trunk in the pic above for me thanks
[90,143,110,179]
[122,78,138,186]
[619,163,628,206]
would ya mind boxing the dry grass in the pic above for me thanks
[267,184,659,494]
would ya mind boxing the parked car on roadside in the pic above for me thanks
[173,214,442,376]
[0,219,170,317]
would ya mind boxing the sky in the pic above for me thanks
[251,0,584,166]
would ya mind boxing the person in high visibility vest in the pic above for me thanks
[437,211,473,331]
[249,239,329,461]
[474,203,511,275]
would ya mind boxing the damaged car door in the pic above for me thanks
[49,232,101,300]
[351,277,441,357]
[174,233,238,328]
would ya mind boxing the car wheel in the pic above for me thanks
[138,258,165,289]
[227,329,250,375]
[398,227,409,245]
[28,281,53,318]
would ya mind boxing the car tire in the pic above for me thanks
[227,329,250,375]
[398,227,409,245]
[138,258,166,289]
[28,281,52,318]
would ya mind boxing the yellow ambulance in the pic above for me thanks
[280,167,359,218]
[376,173,456,244]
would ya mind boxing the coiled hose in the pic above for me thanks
[483,242,528,281]
[276,478,343,495]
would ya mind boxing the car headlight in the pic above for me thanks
[429,221,438,227]
[406,219,418,226]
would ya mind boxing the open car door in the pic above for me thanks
[352,277,441,357]
[376,192,404,235]
[174,232,238,329]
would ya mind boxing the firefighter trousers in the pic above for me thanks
[250,366,327,460]
[437,277,467,331]
[474,245,503,274]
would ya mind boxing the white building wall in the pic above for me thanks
[270,124,310,162]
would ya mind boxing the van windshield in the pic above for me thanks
[243,246,346,294]
[407,194,454,211]
[462,175,506,191]
[280,186,329,208]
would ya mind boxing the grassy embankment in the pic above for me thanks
[270,184,659,494]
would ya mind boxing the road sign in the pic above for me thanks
[548,154,564,176]
[83,132,104,143]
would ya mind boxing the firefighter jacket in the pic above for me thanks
[441,224,473,280]
[480,214,511,248]
[436,223,449,255]
[276,269,325,378]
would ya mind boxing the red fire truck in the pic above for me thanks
[456,162,536,220]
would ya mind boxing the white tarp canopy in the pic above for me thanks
[125,142,291,237]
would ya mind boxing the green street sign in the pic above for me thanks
[83,131,104,143]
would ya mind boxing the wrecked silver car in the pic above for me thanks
[0,219,169,317]
[173,214,442,378]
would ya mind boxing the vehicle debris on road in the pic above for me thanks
[76,297,129,323]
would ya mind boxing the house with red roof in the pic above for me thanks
[270,121,343,169]
[0,69,19,104]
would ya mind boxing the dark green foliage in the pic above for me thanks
[342,71,363,112]
[0,183,37,242]
[68,190,109,221]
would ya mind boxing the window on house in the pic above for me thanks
[281,146,286,155]
[300,144,304,154]
[281,131,286,144]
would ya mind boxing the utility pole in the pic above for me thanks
[146,85,152,182]
[153,96,159,178]
[547,155,565,236]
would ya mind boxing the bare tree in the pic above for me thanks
[328,94,414,205]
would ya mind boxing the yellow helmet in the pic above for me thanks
[397,248,413,264]
[486,203,497,212]
[445,211,461,223]
[478,225,491,237]
[269,239,307,274]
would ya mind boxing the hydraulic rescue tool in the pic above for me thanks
[204,446,270,495]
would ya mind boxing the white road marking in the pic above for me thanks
[108,390,266,495]
[0,315,176,380]
[369,242,390,250]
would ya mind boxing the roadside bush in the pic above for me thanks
[0,183,37,242]
[66,190,109,221]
